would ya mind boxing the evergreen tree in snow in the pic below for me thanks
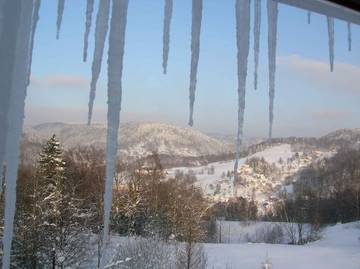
[39,135,91,268]
[13,135,91,268]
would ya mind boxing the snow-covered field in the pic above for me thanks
[206,222,360,269]
[214,220,311,244]
[101,221,360,269]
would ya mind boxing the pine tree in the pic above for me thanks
[13,135,91,268]
[39,135,91,268]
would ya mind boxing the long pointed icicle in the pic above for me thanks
[267,0,278,141]
[27,0,41,86]
[253,0,261,90]
[83,0,94,62]
[2,1,34,268]
[188,0,203,127]
[307,11,311,24]
[0,0,21,196]
[347,22,351,52]
[0,0,5,38]
[56,0,65,40]
[327,16,334,72]
[234,0,251,184]
[87,0,111,126]
[162,0,173,74]
[102,0,129,249]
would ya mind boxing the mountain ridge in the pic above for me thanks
[24,122,233,158]
[23,122,360,165]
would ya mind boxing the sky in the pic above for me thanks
[25,0,360,138]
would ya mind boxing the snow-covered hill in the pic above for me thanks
[321,128,360,142]
[318,128,360,149]
[168,144,333,205]
[168,144,292,200]
[24,122,233,158]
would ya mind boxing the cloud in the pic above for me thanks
[24,106,106,125]
[310,109,351,120]
[278,55,360,94]
[30,74,89,89]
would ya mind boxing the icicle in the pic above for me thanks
[102,0,129,249]
[56,0,65,40]
[253,0,261,90]
[233,0,250,183]
[0,0,5,38]
[267,0,278,141]
[83,0,94,62]
[2,1,34,268]
[347,22,351,52]
[307,11,311,24]
[188,0,203,127]
[27,0,41,86]
[0,0,22,205]
[0,0,11,193]
[327,16,334,72]
[87,0,111,126]
[162,0,173,74]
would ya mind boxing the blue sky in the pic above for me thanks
[25,0,360,137]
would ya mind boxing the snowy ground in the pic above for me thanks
[100,222,360,269]
[206,222,360,269]
[214,221,312,244]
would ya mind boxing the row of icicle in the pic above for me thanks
[0,0,355,268]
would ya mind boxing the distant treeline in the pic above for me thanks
[270,148,360,227]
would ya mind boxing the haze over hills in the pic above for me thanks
[23,122,360,159]
[23,122,234,158]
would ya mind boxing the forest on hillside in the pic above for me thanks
[1,135,359,268]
